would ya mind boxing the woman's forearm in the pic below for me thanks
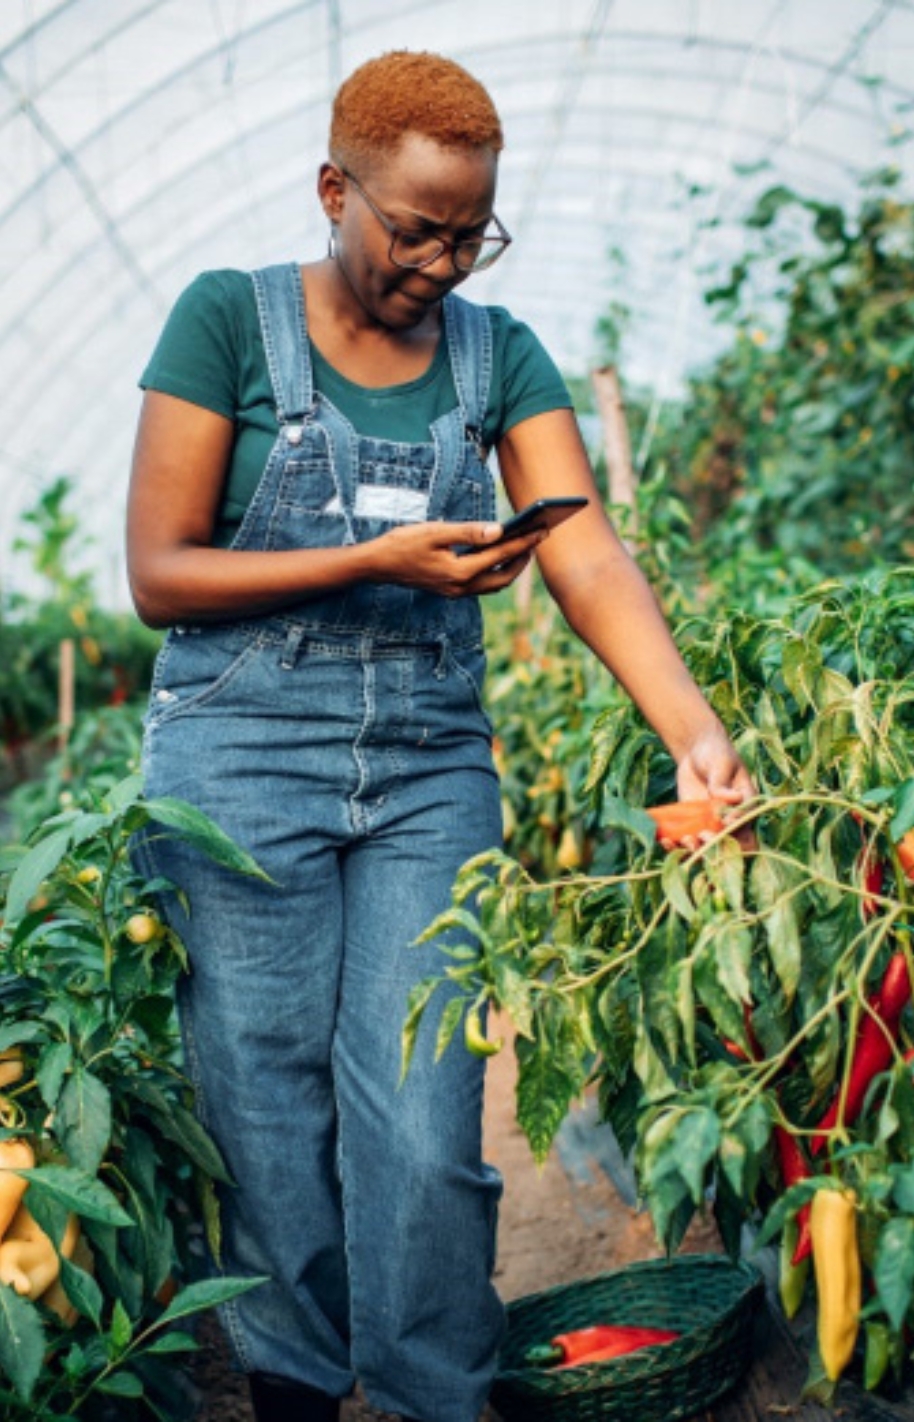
[129,541,378,628]
[542,547,723,763]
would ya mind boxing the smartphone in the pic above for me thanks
[456,496,589,555]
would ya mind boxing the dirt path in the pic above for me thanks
[193,1013,716,1421]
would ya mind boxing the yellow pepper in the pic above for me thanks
[0,1137,35,1238]
[0,1202,79,1300]
[0,1048,24,1090]
[810,1187,861,1381]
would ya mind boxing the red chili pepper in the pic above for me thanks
[524,1324,680,1369]
[773,1126,814,1263]
[857,851,885,919]
[811,952,912,1156]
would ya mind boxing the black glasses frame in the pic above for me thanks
[339,166,512,274]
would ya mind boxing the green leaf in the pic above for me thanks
[0,1284,46,1400]
[154,1275,270,1328]
[673,958,696,1064]
[58,1255,104,1328]
[515,1020,586,1164]
[646,1169,693,1252]
[601,796,656,853]
[752,856,802,1003]
[891,780,914,840]
[706,836,745,913]
[756,1178,823,1249]
[632,1020,676,1103]
[138,1098,232,1185]
[15,1166,133,1228]
[489,955,535,1039]
[144,797,270,880]
[21,1187,69,1253]
[713,923,753,1011]
[5,825,73,924]
[36,1040,74,1111]
[400,975,440,1082]
[198,1174,223,1268]
[142,1330,200,1355]
[670,1108,720,1204]
[104,772,146,814]
[110,1298,133,1353]
[56,1067,112,1175]
[892,1161,914,1213]
[874,1216,914,1331]
[97,1370,144,1397]
[413,905,485,949]
[434,996,465,1062]
[693,932,747,1048]
[660,854,696,922]
[0,1021,46,1053]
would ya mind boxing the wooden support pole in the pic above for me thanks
[58,637,75,755]
[591,364,637,549]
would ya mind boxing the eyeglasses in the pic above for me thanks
[340,167,512,274]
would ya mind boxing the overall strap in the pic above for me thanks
[442,293,493,448]
[250,263,313,424]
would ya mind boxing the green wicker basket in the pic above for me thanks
[491,1254,764,1422]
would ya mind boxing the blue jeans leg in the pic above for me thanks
[140,819,356,1398]
[334,765,505,1422]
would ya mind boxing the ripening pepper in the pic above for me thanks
[896,831,914,881]
[810,1188,861,1381]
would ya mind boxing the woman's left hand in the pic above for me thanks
[672,724,757,850]
[675,723,753,804]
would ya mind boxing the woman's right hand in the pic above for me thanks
[370,520,546,599]
[127,392,545,625]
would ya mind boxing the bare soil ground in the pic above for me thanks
[192,1015,720,1421]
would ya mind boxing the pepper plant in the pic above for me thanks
[405,568,914,1399]
[0,770,268,1419]
[642,169,914,579]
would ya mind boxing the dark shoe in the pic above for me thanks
[248,1370,339,1422]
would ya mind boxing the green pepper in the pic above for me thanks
[464,1007,503,1058]
[780,1215,810,1320]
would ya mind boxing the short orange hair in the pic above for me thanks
[329,51,504,172]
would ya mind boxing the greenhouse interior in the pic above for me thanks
[1,3,914,1420]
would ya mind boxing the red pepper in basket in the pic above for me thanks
[524,1324,680,1369]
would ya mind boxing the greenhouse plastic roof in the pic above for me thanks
[2,0,914,604]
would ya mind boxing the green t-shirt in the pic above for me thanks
[140,269,573,546]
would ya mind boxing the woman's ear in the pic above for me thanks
[317,161,345,223]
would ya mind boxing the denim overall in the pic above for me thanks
[138,264,505,1422]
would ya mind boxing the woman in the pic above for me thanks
[127,50,751,1422]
